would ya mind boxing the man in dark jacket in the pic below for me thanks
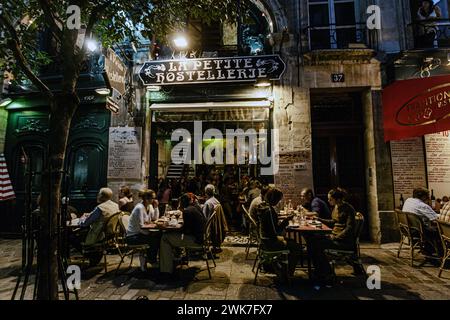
[159,193,206,275]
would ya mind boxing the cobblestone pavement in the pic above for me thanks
[1,238,449,300]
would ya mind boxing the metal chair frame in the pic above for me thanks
[395,209,411,258]
[404,211,440,267]
[183,210,218,279]
[324,212,366,280]
[114,212,150,275]
[437,220,450,278]
[81,211,122,273]
[242,205,258,260]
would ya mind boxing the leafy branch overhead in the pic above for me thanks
[0,0,240,90]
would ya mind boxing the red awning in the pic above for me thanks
[383,75,450,141]
[0,153,16,202]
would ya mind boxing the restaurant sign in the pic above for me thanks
[105,48,127,94]
[383,75,450,141]
[139,55,285,86]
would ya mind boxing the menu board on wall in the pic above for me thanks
[274,151,312,207]
[425,131,450,198]
[390,137,427,208]
[107,127,142,180]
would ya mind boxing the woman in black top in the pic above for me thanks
[305,188,363,285]
[257,188,301,279]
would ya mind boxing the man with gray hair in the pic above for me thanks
[203,184,220,219]
[80,187,119,246]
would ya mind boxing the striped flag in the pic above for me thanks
[0,153,15,201]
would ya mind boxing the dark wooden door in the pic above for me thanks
[3,105,110,234]
[311,91,368,238]
[66,107,110,213]
[312,129,366,215]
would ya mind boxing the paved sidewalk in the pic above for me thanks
[0,239,449,300]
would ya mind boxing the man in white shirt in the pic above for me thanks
[402,187,438,229]
[403,187,442,257]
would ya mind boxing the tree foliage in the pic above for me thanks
[0,0,239,89]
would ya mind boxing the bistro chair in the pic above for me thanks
[182,211,217,279]
[437,220,450,278]
[81,211,121,273]
[114,212,150,275]
[405,211,440,267]
[324,212,366,280]
[395,209,411,258]
[253,241,290,285]
[242,205,258,259]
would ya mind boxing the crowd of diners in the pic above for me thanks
[64,178,365,285]
[57,167,450,285]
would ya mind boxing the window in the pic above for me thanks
[70,145,103,192]
[308,0,357,49]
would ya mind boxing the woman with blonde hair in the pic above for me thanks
[118,186,134,213]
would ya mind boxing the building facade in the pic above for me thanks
[2,0,450,241]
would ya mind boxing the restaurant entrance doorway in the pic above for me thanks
[149,103,271,230]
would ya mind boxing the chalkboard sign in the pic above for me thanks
[331,73,345,83]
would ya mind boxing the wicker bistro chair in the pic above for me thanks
[81,211,121,273]
[395,209,411,258]
[324,212,366,280]
[182,211,217,279]
[437,220,450,277]
[242,205,259,260]
[114,212,150,275]
[405,211,440,267]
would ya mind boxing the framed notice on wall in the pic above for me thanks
[107,127,142,180]
[425,131,450,199]
[390,137,427,208]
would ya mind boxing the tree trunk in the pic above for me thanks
[37,95,78,300]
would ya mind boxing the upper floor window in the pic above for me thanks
[308,0,357,49]
[158,2,272,59]
[408,0,450,49]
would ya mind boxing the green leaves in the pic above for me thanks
[0,0,240,86]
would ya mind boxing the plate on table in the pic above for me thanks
[287,224,300,229]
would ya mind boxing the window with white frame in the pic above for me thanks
[308,0,358,49]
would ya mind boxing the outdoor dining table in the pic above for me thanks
[141,219,183,231]
[284,220,333,280]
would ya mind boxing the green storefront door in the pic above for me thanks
[3,104,110,235]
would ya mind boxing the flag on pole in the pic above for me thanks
[0,153,15,201]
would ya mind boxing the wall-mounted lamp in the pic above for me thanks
[254,81,271,87]
[146,85,161,92]
[86,38,98,52]
[173,35,188,49]
[0,98,12,107]
[95,88,111,95]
